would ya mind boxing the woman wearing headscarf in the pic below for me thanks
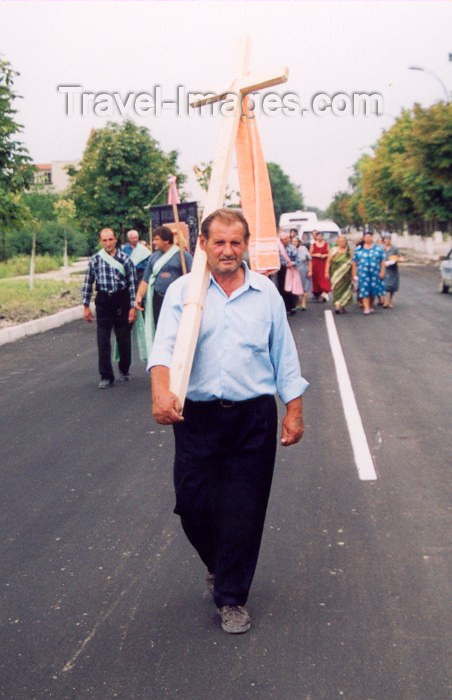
[325,235,353,313]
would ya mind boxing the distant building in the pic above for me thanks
[32,161,79,193]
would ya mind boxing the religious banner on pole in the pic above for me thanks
[167,174,187,274]
[150,201,199,255]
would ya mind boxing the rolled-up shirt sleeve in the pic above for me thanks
[269,292,309,404]
[147,281,182,370]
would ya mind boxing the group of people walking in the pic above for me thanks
[82,209,308,637]
[80,211,406,637]
[82,225,192,389]
[278,228,404,316]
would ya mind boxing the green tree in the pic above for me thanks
[326,191,353,229]
[68,120,186,251]
[267,162,304,224]
[22,189,60,222]
[193,162,212,192]
[364,111,421,231]
[305,205,327,220]
[344,105,452,234]
[396,103,452,232]
[193,160,238,204]
[0,57,34,259]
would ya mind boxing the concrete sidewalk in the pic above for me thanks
[0,306,84,347]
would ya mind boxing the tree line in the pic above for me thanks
[0,56,304,260]
[327,103,452,235]
[5,53,450,264]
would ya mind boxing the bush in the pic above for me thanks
[6,222,88,258]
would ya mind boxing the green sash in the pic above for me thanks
[113,309,148,365]
[144,245,180,358]
[130,243,151,266]
[98,247,125,276]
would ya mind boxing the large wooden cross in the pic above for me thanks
[170,36,288,405]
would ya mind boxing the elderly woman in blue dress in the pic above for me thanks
[292,237,312,310]
[352,230,386,315]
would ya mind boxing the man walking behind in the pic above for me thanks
[82,228,137,388]
[122,229,151,285]
[135,226,192,358]
[135,226,192,325]
[148,209,308,634]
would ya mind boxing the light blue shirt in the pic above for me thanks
[148,263,309,404]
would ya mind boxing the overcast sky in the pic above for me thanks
[1,0,451,211]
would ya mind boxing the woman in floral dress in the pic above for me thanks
[352,230,386,315]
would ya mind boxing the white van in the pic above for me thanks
[303,219,341,246]
[279,211,341,246]
[279,211,319,244]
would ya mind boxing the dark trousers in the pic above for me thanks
[277,268,296,312]
[173,395,277,607]
[152,292,165,326]
[95,291,132,382]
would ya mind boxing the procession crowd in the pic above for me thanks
[277,227,404,317]
[81,222,405,390]
[80,209,406,635]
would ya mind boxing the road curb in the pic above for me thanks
[0,306,83,347]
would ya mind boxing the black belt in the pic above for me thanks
[97,288,127,296]
[185,396,269,409]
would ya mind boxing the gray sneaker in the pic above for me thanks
[218,605,251,634]
[118,373,130,382]
[98,379,114,389]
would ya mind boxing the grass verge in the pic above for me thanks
[0,279,82,325]
[0,255,63,279]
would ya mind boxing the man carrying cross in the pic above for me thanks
[149,208,308,634]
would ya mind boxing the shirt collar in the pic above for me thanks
[208,261,263,295]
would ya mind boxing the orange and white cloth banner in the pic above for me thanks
[235,96,280,274]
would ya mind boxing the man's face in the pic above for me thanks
[99,231,117,254]
[153,235,165,252]
[200,219,248,277]
[128,232,139,247]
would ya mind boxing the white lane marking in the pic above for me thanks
[324,310,377,481]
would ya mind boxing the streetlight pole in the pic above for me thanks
[408,65,449,103]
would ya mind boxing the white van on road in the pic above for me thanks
[279,210,318,238]
[279,211,341,246]
[304,218,341,245]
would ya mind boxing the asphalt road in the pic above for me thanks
[0,264,450,700]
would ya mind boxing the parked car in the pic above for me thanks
[439,249,452,293]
